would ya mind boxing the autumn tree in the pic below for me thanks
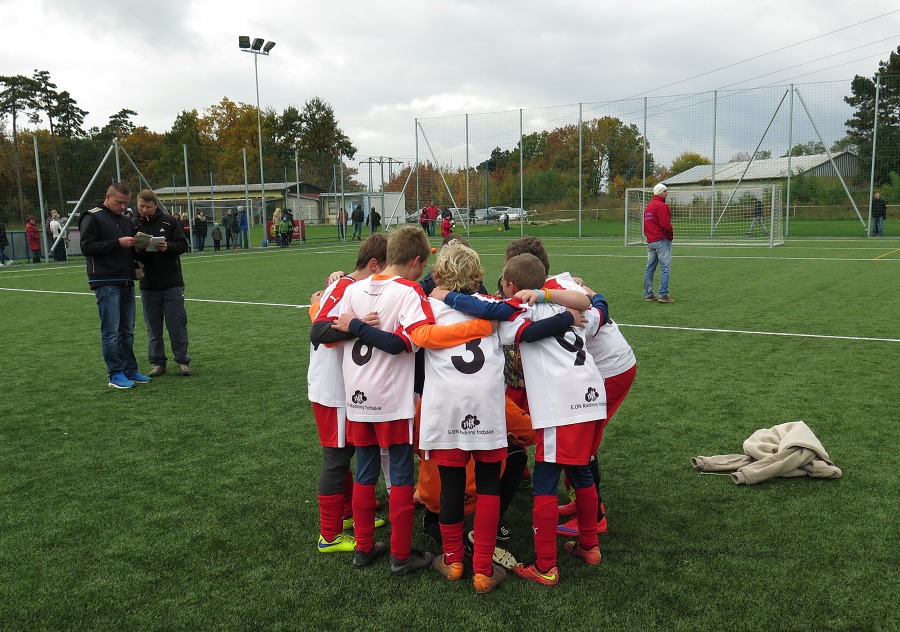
[0,74,40,220]
[670,151,711,175]
[844,45,900,186]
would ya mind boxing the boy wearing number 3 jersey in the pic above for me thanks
[318,227,491,577]
[420,242,579,592]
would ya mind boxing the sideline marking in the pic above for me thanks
[618,323,900,343]
[4,287,897,343]
[875,247,900,260]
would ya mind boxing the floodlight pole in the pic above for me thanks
[240,36,275,236]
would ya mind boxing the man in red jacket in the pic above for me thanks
[643,183,674,303]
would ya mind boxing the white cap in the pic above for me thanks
[653,183,668,196]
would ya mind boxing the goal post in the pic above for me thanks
[625,185,784,247]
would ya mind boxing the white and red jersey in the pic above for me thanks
[419,295,515,452]
[545,272,636,379]
[500,300,606,429]
[335,274,434,422]
[308,276,354,407]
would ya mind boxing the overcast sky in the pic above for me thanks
[2,0,898,168]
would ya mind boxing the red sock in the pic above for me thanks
[352,482,377,552]
[341,471,354,520]
[472,494,501,575]
[575,485,600,550]
[440,521,465,564]
[317,493,344,541]
[533,495,558,572]
[389,485,414,560]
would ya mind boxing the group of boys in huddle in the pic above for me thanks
[308,227,635,592]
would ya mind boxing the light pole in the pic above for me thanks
[239,35,275,236]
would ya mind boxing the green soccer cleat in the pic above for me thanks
[317,533,357,553]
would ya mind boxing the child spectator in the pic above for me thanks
[211,224,222,251]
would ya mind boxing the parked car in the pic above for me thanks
[504,207,532,221]
[472,208,499,223]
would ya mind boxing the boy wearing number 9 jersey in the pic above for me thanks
[499,254,607,586]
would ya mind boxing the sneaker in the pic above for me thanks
[564,540,602,565]
[148,364,166,378]
[657,296,675,303]
[556,515,608,536]
[473,564,507,594]
[512,561,559,586]
[127,371,152,384]
[645,295,658,301]
[389,549,434,576]
[317,533,356,553]
[558,500,577,517]
[496,520,511,541]
[352,541,388,568]
[432,554,464,580]
[467,530,518,569]
[179,363,192,376]
[343,516,386,530]
[108,372,135,389]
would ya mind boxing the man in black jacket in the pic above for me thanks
[222,208,236,250]
[871,192,887,236]
[192,210,209,251]
[80,183,152,389]
[134,189,192,377]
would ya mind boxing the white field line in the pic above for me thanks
[3,287,897,343]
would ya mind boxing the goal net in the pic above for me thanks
[625,185,784,246]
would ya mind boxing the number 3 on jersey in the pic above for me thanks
[451,339,485,375]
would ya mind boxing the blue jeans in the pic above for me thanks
[871,216,884,236]
[644,239,672,298]
[94,284,138,377]
[240,229,249,249]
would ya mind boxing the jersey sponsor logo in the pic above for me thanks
[447,413,495,435]
[570,387,602,410]
[351,390,367,404]
[348,388,382,412]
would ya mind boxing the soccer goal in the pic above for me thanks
[625,185,784,247]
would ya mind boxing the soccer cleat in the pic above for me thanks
[657,296,675,303]
[467,530,518,569]
[179,363,192,376]
[473,564,507,594]
[389,549,434,576]
[148,364,166,378]
[343,516,386,530]
[513,561,559,586]
[645,295,658,301]
[556,515,608,536]
[108,372,135,389]
[352,541,388,568]
[564,540,601,565]
[431,554,464,580]
[317,533,356,553]
[127,371,152,384]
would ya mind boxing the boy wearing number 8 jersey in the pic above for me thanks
[322,227,491,576]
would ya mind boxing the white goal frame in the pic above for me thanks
[625,185,784,247]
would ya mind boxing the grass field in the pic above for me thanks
[1,235,898,631]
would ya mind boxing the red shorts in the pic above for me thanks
[597,364,637,444]
[311,402,349,448]
[535,419,601,465]
[425,447,507,467]
[347,418,414,448]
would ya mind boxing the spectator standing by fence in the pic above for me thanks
[238,206,250,249]
[0,217,13,265]
[192,210,208,251]
[369,207,381,233]
[871,192,887,236]
[49,210,67,261]
[643,183,674,303]
[26,216,42,263]
[222,208,237,250]
[351,205,364,240]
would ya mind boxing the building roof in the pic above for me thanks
[665,151,857,185]
[154,181,322,196]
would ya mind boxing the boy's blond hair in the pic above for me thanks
[502,253,546,290]
[432,241,484,293]
[387,225,431,266]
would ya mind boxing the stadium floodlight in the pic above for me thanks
[238,35,277,236]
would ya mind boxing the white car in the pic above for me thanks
[504,207,531,221]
